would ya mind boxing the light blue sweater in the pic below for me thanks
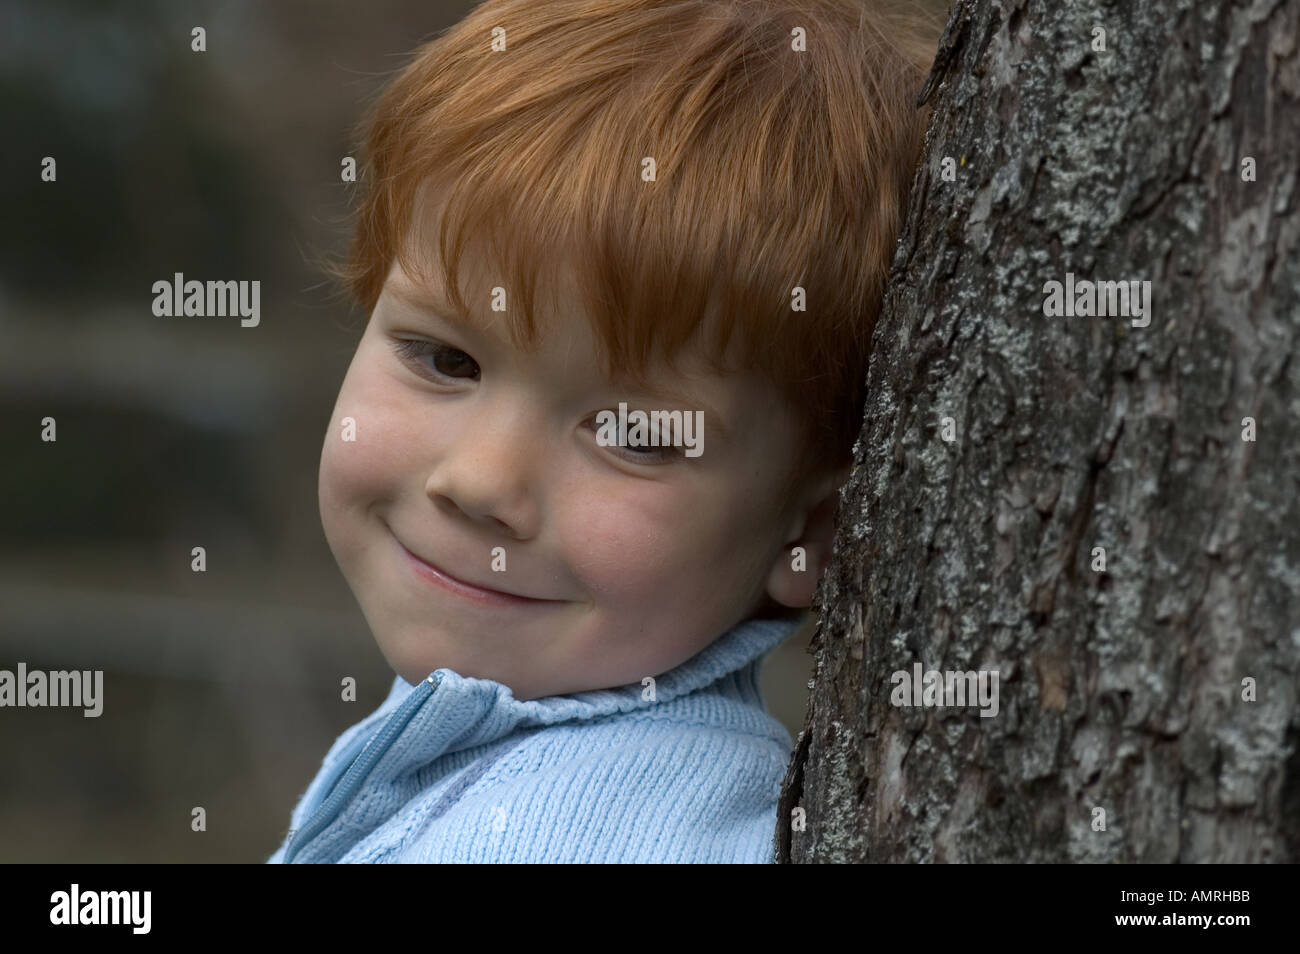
[266,612,805,863]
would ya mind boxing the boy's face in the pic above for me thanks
[319,240,842,701]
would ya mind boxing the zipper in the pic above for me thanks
[282,673,440,863]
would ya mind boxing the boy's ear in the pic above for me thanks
[764,463,850,609]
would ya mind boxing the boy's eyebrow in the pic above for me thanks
[388,280,486,334]
[387,277,732,442]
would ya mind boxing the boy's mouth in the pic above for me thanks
[387,526,563,608]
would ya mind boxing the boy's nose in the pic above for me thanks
[423,406,542,540]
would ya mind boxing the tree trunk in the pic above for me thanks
[776,0,1300,863]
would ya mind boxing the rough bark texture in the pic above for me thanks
[776,0,1300,863]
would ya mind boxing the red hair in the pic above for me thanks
[323,0,940,470]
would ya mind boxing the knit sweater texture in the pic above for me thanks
[266,612,805,863]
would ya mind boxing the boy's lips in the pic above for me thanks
[388,528,562,607]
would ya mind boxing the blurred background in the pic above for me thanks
[0,0,819,862]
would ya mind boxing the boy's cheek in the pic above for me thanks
[318,404,408,571]
[317,443,371,575]
[319,382,413,499]
[559,499,729,607]
[319,425,383,512]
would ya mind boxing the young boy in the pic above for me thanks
[268,0,936,863]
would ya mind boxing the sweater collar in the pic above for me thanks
[371,610,807,760]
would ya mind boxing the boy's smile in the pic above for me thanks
[390,526,566,606]
[318,220,841,701]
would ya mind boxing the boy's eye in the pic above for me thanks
[388,338,683,465]
[585,415,683,465]
[391,338,480,381]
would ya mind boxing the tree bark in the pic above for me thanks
[776,0,1300,863]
